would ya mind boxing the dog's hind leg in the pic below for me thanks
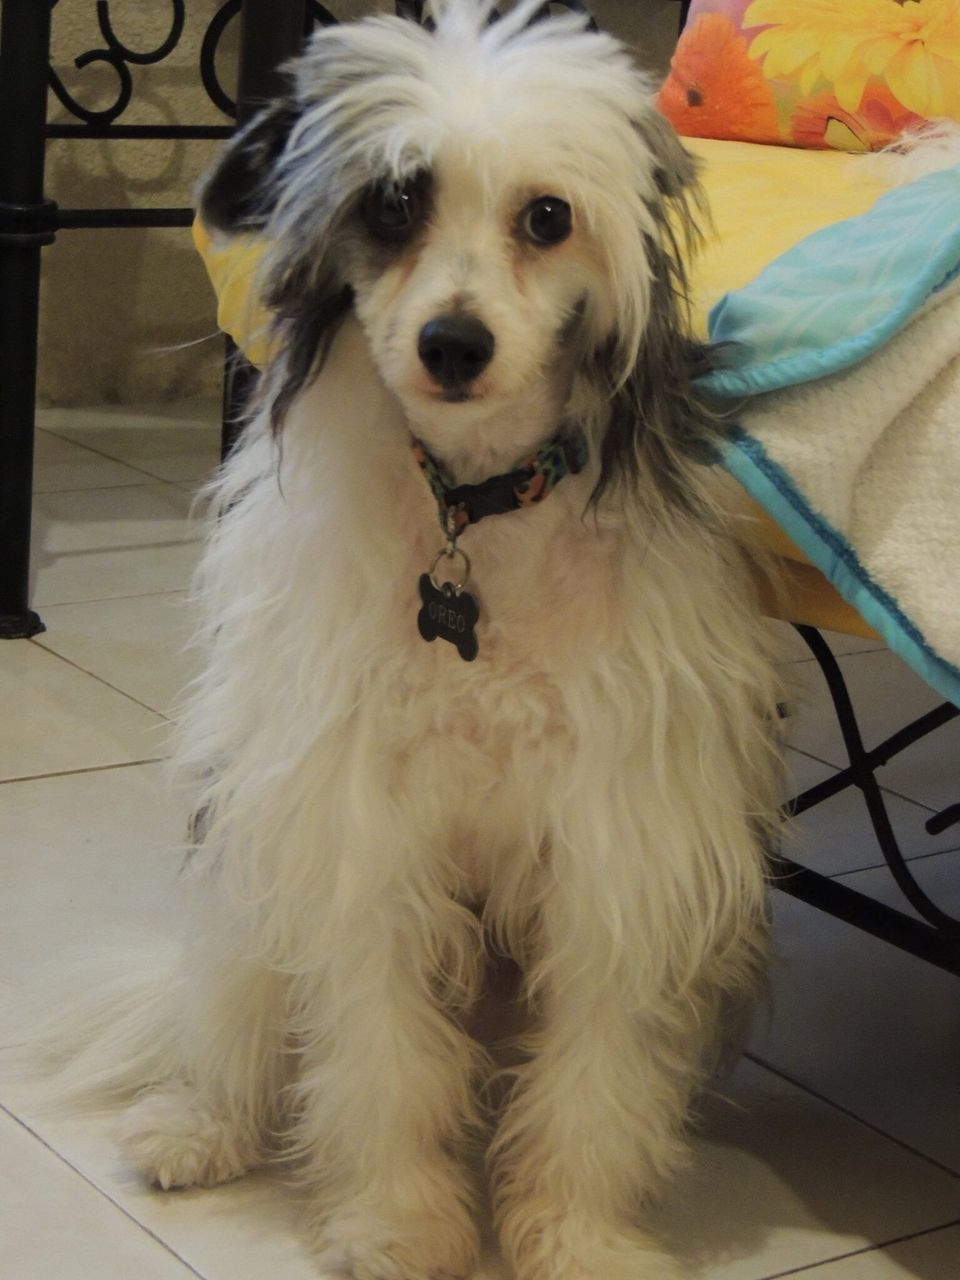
[119,948,290,1191]
[120,1079,261,1190]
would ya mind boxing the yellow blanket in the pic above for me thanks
[194,138,893,638]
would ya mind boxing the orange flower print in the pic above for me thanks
[658,13,780,143]
[790,82,928,151]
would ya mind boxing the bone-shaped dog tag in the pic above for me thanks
[417,574,479,662]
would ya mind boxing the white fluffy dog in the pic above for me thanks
[38,2,786,1276]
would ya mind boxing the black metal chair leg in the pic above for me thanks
[0,0,56,639]
[768,851,960,976]
[774,625,960,972]
[792,625,960,937]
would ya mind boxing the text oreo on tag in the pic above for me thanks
[417,574,479,662]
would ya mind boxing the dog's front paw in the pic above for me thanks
[503,1213,683,1280]
[119,1084,256,1190]
[316,1201,479,1280]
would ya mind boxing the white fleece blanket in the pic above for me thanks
[700,164,960,706]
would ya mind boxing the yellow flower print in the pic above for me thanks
[745,0,960,117]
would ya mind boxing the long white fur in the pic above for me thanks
[858,118,960,185]
[10,4,786,1278]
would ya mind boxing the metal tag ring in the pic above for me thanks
[429,545,471,594]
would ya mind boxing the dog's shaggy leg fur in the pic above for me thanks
[493,985,694,1280]
[120,1082,257,1190]
[284,900,487,1278]
[115,939,290,1190]
[490,801,766,1279]
[492,980,705,1277]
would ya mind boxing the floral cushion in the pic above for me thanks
[658,0,960,151]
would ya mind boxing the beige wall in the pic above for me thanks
[38,1,681,406]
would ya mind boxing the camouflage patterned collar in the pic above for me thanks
[411,429,588,535]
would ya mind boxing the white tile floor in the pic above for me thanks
[1,403,958,1278]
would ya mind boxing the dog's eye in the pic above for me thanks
[522,196,572,247]
[361,178,426,243]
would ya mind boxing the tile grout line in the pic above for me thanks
[35,469,209,507]
[28,635,174,722]
[35,586,194,609]
[38,423,219,489]
[37,425,170,481]
[782,831,960,883]
[829,844,960,882]
[782,648,889,664]
[784,742,959,875]
[0,758,166,787]
[34,480,201,496]
[0,1101,210,1279]
[780,831,959,880]
[744,1052,960,1181]
[757,1216,960,1279]
[40,452,207,488]
[786,745,942,814]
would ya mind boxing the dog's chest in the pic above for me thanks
[395,484,622,669]
[398,526,618,684]
[376,515,624,861]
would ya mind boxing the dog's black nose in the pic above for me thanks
[418,315,495,388]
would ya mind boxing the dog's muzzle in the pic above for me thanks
[417,314,495,392]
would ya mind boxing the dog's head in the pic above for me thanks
[201,0,712,500]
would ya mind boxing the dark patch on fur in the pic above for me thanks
[199,29,443,440]
[558,293,588,348]
[395,0,432,27]
[199,102,300,233]
[632,108,700,202]
[586,115,726,513]
[201,111,367,438]
[588,325,726,515]
[265,279,356,436]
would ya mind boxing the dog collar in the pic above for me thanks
[411,429,588,535]
[412,428,588,662]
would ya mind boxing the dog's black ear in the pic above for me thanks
[199,101,300,234]
[633,107,700,202]
[395,0,428,22]
[594,260,721,514]
[589,111,721,514]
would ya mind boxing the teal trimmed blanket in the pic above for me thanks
[699,164,960,707]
